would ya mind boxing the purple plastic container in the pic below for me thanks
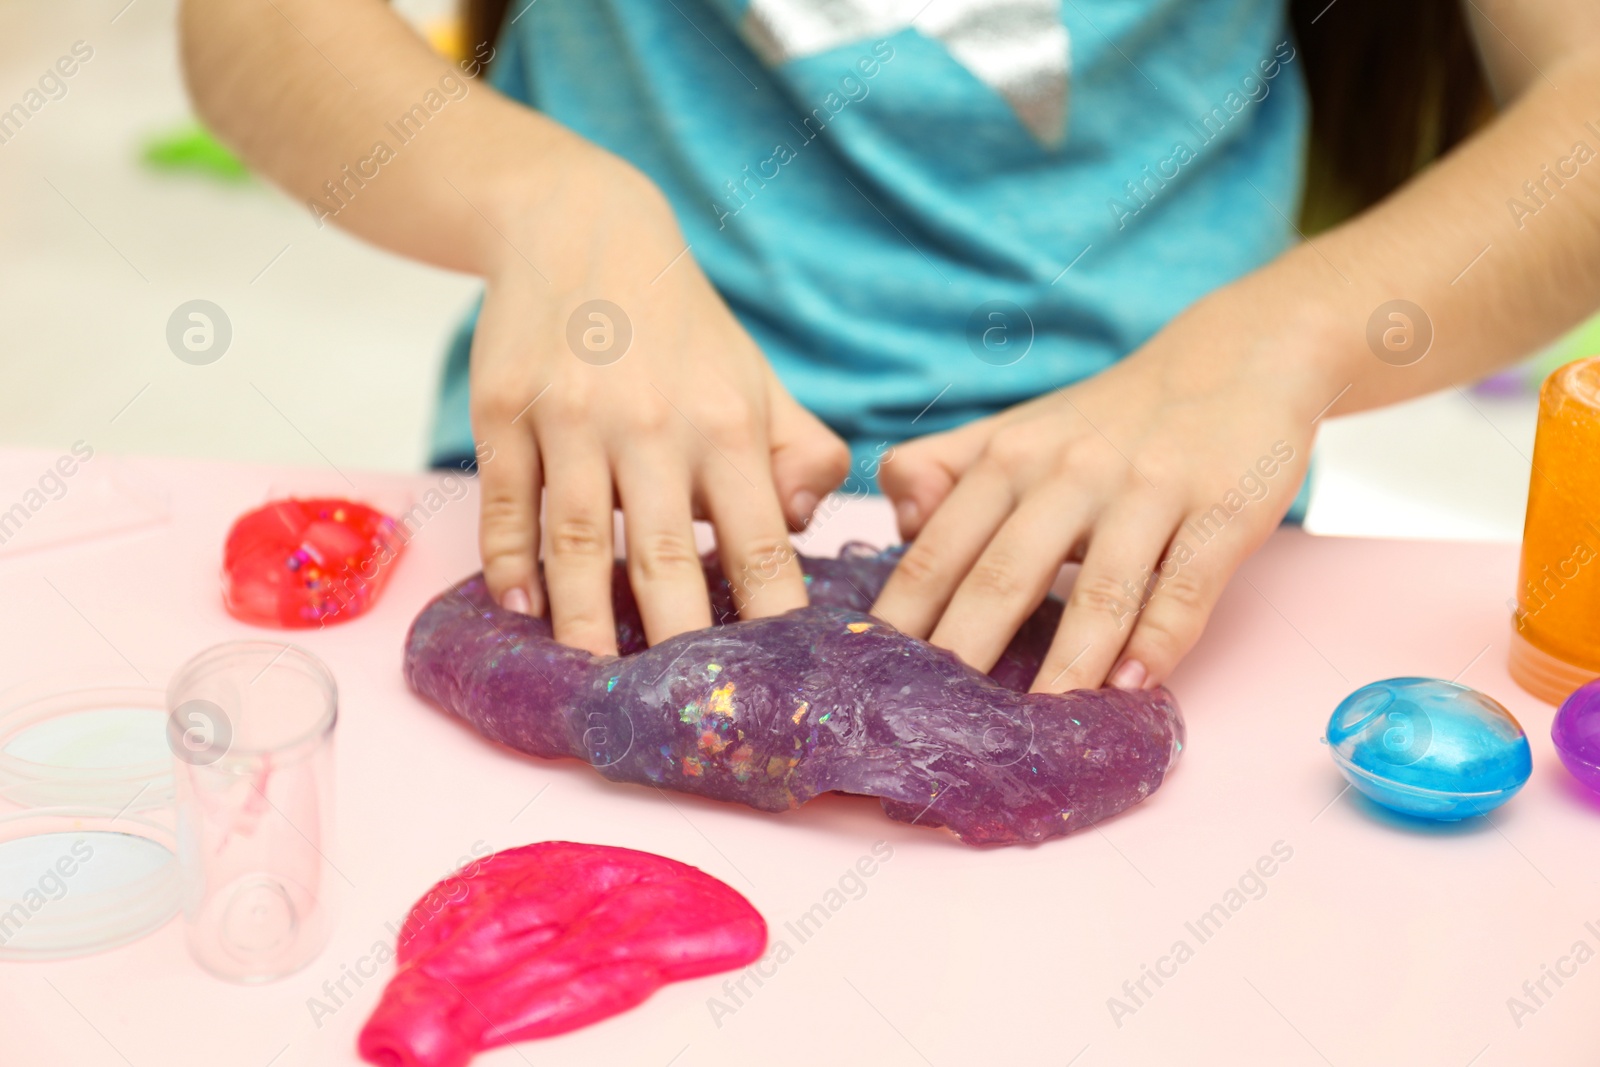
[1552,679,1600,795]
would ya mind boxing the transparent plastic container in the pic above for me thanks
[167,642,337,983]
[0,684,180,960]
[0,806,179,959]
[1510,356,1600,704]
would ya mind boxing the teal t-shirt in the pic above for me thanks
[432,0,1309,506]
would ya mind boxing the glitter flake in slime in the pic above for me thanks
[1325,677,1532,821]
[404,546,1185,846]
[357,842,766,1067]
[223,498,405,627]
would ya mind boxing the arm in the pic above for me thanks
[180,0,609,274]
[1280,0,1600,417]
[873,0,1600,693]
[181,0,849,653]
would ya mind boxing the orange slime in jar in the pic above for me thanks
[1510,356,1600,704]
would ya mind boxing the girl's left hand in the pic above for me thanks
[871,280,1340,693]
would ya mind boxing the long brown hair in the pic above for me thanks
[460,0,1493,232]
[462,0,508,71]
[1292,0,1494,231]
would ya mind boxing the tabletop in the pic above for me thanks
[0,446,1593,1067]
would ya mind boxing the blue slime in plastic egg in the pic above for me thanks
[1325,678,1532,821]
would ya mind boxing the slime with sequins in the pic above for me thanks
[357,842,765,1067]
[223,497,405,627]
[404,546,1184,845]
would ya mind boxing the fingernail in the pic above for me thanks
[895,499,920,532]
[791,490,818,525]
[501,586,531,614]
[1109,659,1147,691]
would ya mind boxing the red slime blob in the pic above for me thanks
[358,842,766,1067]
[222,497,405,627]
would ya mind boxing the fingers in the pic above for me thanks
[1113,516,1256,690]
[1033,490,1183,694]
[871,465,1015,639]
[474,406,545,617]
[877,418,993,539]
[615,452,712,645]
[928,486,1093,673]
[765,378,850,530]
[539,434,619,656]
[698,446,808,620]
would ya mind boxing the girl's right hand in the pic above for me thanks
[470,156,850,655]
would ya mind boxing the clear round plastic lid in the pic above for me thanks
[0,684,179,960]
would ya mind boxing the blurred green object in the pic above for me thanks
[1553,313,1600,362]
[1474,311,1600,396]
[141,121,249,181]
[1529,313,1600,382]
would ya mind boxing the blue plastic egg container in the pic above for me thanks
[1325,677,1532,821]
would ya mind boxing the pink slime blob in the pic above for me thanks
[358,842,767,1067]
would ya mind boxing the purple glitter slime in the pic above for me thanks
[404,545,1185,846]
[1553,678,1600,795]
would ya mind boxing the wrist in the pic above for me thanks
[470,121,680,285]
[1186,247,1373,421]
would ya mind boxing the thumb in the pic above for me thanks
[767,380,851,530]
[877,418,993,539]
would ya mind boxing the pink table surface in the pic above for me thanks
[0,448,1594,1067]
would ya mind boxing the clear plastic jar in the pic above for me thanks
[1510,356,1600,703]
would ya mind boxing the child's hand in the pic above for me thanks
[872,282,1330,693]
[470,161,849,655]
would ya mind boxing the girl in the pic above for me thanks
[181,0,1600,691]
